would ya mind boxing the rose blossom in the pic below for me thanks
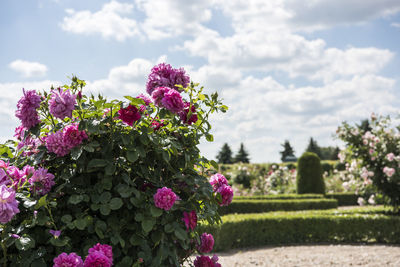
[209,173,228,191]
[15,89,42,129]
[83,251,112,267]
[118,105,141,126]
[194,255,221,267]
[216,184,233,206]
[46,130,70,157]
[161,88,184,113]
[49,88,76,119]
[198,233,214,253]
[383,166,395,177]
[153,187,177,211]
[29,167,55,195]
[146,63,190,94]
[53,252,83,267]
[179,102,198,125]
[387,153,395,162]
[63,123,88,148]
[182,210,197,231]
[88,243,113,264]
[0,184,20,224]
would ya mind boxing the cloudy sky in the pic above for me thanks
[1,0,400,163]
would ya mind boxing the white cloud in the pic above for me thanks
[61,1,140,41]
[9,60,48,78]
[135,0,213,40]
[391,22,400,28]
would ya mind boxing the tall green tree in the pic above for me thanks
[216,143,233,164]
[331,146,340,160]
[234,143,250,163]
[305,137,322,159]
[280,140,295,162]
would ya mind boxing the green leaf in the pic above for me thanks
[127,151,139,163]
[70,146,83,160]
[100,204,111,215]
[210,160,219,170]
[35,195,47,209]
[23,199,37,208]
[141,218,156,233]
[100,191,112,204]
[83,144,95,152]
[134,213,144,222]
[87,159,108,169]
[109,198,123,210]
[68,194,84,205]
[174,228,187,241]
[74,218,87,230]
[206,133,214,142]
[164,224,174,233]
[15,235,35,251]
[150,206,163,217]
[61,214,72,224]
[105,163,116,175]
[31,258,47,267]
[124,96,145,106]
[50,237,69,247]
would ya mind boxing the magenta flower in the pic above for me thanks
[49,88,77,119]
[182,210,197,231]
[63,123,88,148]
[7,166,26,190]
[146,63,190,94]
[88,243,113,264]
[216,185,233,206]
[194,255,221,267]
[0,184,20,224]
[153,187,177,211]
[46,130,70,157]
[198,233,214,253]
[161,89,184,113]
[137,94,152,105]
[179,102,198,125]
[53,252,83,267]
[151,86,169,106]
[14,125,25,141]
[118,105,141,126]
[15,89,42,129]
[209,173,228,191]
[83,251,112,267]
[29,167,55,195]
[151,119,165,131]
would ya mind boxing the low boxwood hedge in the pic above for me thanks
[201,207,400,251]
[219,198,338,215]
[235,194,324,200]
[326,192,359,206]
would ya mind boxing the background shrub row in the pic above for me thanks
[234,194,324,200]
[201,207,400,251]
[218,198,338,215]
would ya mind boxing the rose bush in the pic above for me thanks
[0,63,231,266]
[337,114,400,212]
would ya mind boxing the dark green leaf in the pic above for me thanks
[150,206,163,217]
[127,151,139,163]
[141,218,156,233]
[87,159,108,169]
[100,204,111,215]
[15,235,35,251]
[109,198,123,210]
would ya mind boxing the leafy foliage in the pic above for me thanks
[216,143,233,164]
[0,73,228,266]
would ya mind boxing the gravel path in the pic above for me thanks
[210,244,400,266]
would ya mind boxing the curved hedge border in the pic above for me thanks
[218,199,338,215]
[201,207,400,251]
[235,194,324,200]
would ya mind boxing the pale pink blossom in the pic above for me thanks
[387,153,395,162]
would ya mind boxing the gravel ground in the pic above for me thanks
[211,244,400,266]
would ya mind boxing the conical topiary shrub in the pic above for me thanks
[296,152,325,194]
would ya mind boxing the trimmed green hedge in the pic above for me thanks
[219,198,338,215]
[235,194,324,200]
[326,192,359,206]
[202,207,400,251]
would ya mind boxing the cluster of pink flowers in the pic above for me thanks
[15,89,42,129]
[46,123,88,157]
[153,187,177,211]
[118,105,141,126]
[383,166,395,177]
[146,63,190,94]
[182,210,197,231]
[49,88,77,119]
[53,243,113,267]
[151,86,184,113]
[179,102,198,125]
[194,255,221,267]
[210,173,233,206]
[0,184,20,224]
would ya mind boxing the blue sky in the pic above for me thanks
[1,0,400,162]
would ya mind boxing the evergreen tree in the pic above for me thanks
[216,143,233,164]
[280,140,295,162]
[234,143,250,163]
[305,137,322,159]
[358,119,372,134]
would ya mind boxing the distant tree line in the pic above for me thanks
[280,137,340,162]
[216,143,250,164]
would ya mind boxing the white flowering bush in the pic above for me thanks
[337,114,400,212]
